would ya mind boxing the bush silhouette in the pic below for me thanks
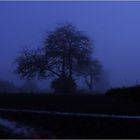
[51,77,77,94]
[106,86,140,101]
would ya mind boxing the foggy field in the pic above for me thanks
[2,1,140,138]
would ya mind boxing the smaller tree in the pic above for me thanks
[82,60,102,92]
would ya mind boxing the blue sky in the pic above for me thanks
[0,1,140,89]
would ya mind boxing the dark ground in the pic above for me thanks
[0,91,140,138]
[0,92,139,115]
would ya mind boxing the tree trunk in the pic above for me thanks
[84,74,94,93]
[89,74,93,92]
[62,57,66,77]
[68,43,73,79]
[69,53,72,79]
[62,44,66,78]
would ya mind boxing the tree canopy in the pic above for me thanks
[15,23,102,93]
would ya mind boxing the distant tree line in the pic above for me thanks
[0,80,18,93]
[0,79,39,93]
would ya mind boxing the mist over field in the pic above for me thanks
[1,1,140,92]
[1,2,140,138]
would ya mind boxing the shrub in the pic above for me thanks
[51,77,77,94]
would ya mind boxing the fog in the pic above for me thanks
[0,1,140,91]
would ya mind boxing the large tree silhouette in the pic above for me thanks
[15,23,100,93]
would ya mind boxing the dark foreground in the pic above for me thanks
[1,110,140,138]
[0,93,139,138]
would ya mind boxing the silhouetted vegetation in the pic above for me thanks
[15,23,102,93]
[106,85,140,101]
[51,77,76,94]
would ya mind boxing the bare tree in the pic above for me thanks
[83,60,102,92]
[15,23,101,93]
[44,23,93,79]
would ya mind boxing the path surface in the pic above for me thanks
[0,107,140,120]
[1,108,140,138]
[0,117,39,138]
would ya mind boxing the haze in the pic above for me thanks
[0,1,140,91]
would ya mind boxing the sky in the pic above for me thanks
[0,1,140,90]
